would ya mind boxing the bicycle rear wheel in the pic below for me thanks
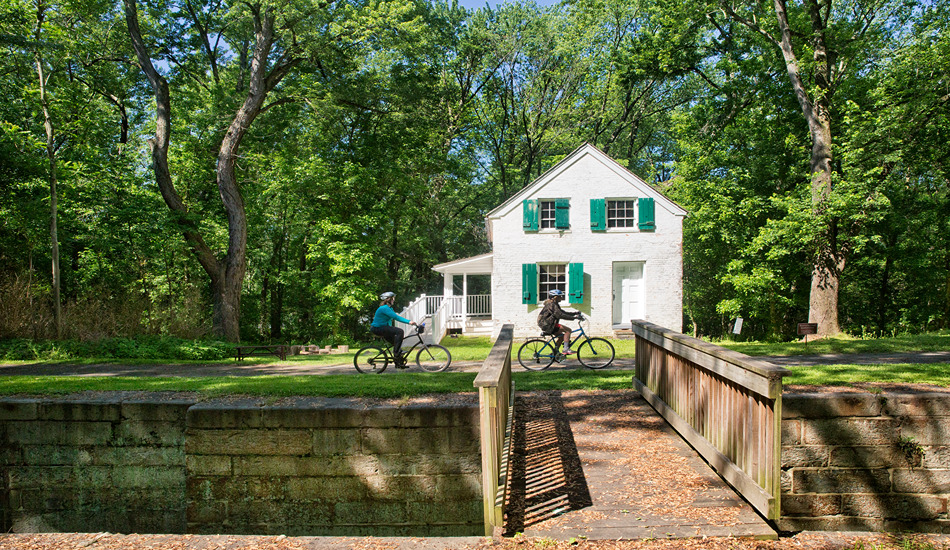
[416,345,451,372]
[353,345,389,374]
[576,337,615,369]
[518,338,556,370]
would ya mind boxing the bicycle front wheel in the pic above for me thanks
[353,346,389,374]
[416,344,451,372]
[518,338,556,371]
[576,337,615,369]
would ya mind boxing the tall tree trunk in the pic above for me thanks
[211,5,291,341]
[124,0,298,341]
[722,0,845,336]
[33,0,61,339]
[268,231,285,340]
[772,0,842,336]
[877,234,897,334]
[124,0,228,337]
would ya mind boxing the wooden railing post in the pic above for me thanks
[631,320,789,520]
[475,324,514,537]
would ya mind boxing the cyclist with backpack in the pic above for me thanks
[537,289,582,355]
[371,291,416,366]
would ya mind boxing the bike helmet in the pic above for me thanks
[548,289,565,298]
[379,291,395,300]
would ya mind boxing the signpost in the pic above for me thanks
[798,322,818,348]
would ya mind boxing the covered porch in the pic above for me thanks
[398,253,494,343]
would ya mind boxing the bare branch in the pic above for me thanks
[718,2,778,45]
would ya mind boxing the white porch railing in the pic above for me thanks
[425,295,491,317]
[399,295,431,325]
[464,295,491,318]
[397,294,492,345]
[401,295,491,321]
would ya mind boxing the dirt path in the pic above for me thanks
[2,531,950,550]
[2,350,948,378]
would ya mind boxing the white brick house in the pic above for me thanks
[409,143,686,341]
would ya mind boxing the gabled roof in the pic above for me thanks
[486,142,688,221]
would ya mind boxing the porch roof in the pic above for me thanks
[431,252,493,275]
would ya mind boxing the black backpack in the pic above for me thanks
[537,304,557,334]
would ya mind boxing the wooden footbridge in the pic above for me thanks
[476,321,790,540]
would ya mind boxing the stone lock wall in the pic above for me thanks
[185,397,483,536]
[1,394,483,536]
[0,395,191,534]
[781,391,950,532]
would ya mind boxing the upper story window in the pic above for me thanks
[607,200,636,228]
[539,201,557,229]
[591,197,655,232]
[523,199,570,231]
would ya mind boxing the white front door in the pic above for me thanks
[612,262,644,326]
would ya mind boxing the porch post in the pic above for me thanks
[443,274,452,303]
[463,274,470,323]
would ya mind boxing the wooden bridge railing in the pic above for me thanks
[475,323,515,536]
[631,320,790,520]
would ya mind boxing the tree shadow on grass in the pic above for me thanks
[504,392,592,536]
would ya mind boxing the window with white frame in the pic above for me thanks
[539,200,557,229]
[522,262,584,304]
[524,198,570,231]
[607,199,636,228]
[538,264,566,298]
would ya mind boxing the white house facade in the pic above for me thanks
[403,143,687,341]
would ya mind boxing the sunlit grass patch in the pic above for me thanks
[784,363,950,387]
[717,330,950,357]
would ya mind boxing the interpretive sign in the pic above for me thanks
[798,322,818,348]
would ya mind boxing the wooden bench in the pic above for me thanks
[234,345,287,361]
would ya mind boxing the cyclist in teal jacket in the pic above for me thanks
[371,292,416,365]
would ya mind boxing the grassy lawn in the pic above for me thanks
[4,331,943,366]
[5,359,950,396]
[2,332,948,396]
[782,363,950,387]
[0,335,637,367]
[718,330,950,356]
[0,369,635,398]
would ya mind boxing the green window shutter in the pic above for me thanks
[569,263,584,303]
[638,197,656,231]
[522,263,537,304]
[555,198,570,229]
[523,199,538,231]
[590,199,606,231]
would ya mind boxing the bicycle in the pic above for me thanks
[517,314,615,370]
[353,323,452,373]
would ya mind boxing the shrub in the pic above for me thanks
[0,336,233,361]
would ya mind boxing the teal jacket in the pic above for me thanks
[371,305,410,328]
